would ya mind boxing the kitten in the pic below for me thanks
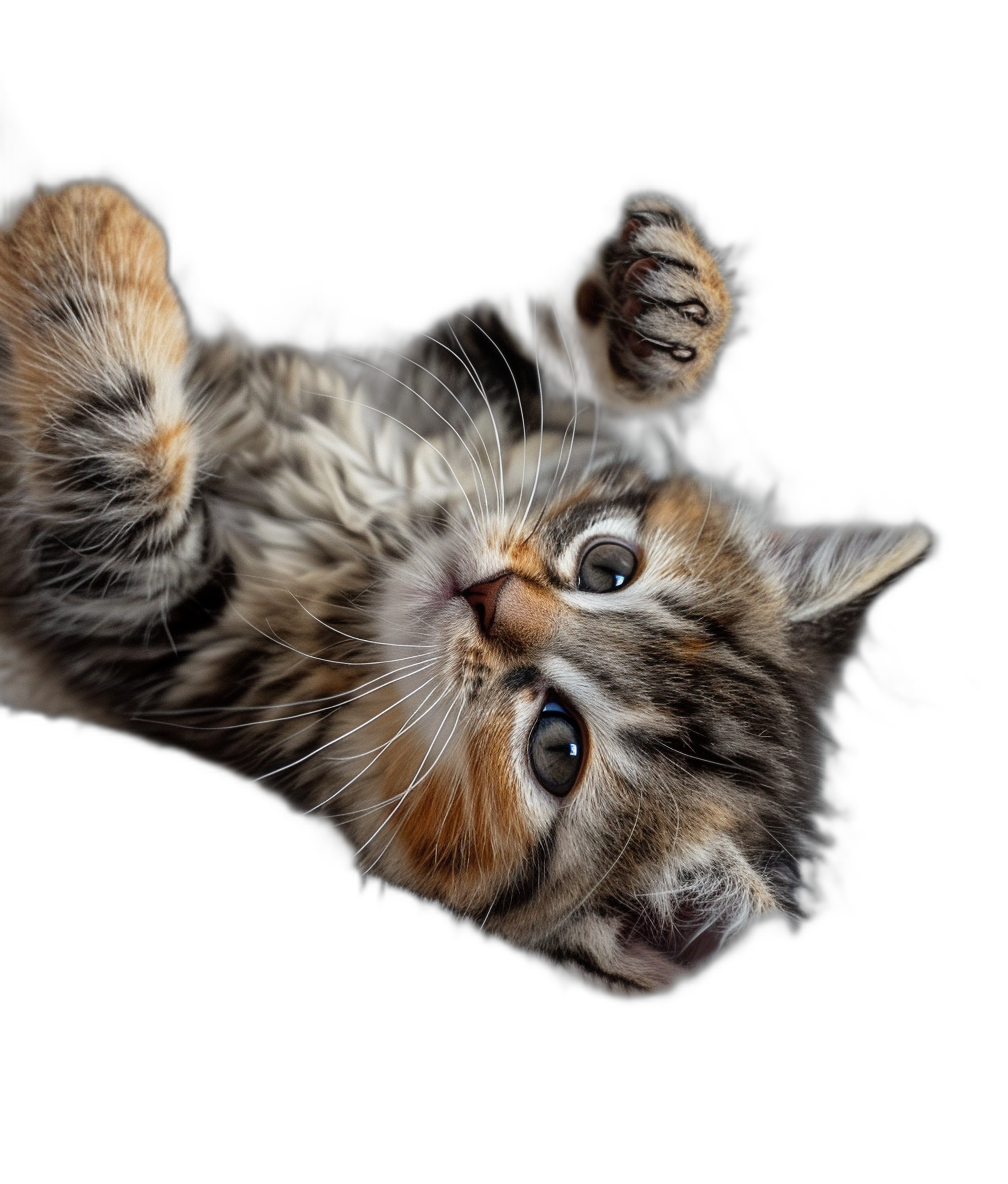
[0,184,929,990]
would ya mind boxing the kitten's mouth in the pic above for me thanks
[614,901,727,970]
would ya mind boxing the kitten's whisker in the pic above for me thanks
[319,345,485,523]
[309,389,482,534]
[692,483,714,552]
[414,489,478,542]
[288,593,436,650]
[551,303,582,494]
[303,681,452,809]
[357,693,464,872]
[228,603,430,673]
[386,689,461,802]
[252,703,343,751]
[445,325,506,519]
[144,652,431,715]
[516,304,546,535]
[360,831,399,879]
[307,681,452,819]
[462,313,528,524]
[418,334,499,520]
[403,340,499,521]
[328,793,406,822]
[520,405,578,545]
[519,305,583,545]
[644,729,781,795]
[141,659,439,732]
[689,497,743,583]
[563,307,604,473]
[256,671,443,782]
[550,795,643,935]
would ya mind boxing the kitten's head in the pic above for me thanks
[332,463,929,990]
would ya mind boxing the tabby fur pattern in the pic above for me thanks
[0,184,929,990]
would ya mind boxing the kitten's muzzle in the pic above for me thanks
[460,572,560,650]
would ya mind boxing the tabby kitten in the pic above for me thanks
[0,184,929,990]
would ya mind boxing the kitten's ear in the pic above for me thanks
[762,523,933,639]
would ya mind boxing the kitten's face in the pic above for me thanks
[330,464,927,990]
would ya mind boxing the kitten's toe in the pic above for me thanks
[578,196,732,404]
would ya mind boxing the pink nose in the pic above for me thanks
[461,573,511,633]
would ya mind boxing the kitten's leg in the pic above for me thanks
[574,195,732,406]
[0,184,216,668]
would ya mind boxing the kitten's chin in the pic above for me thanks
[555,910,719,992]
[612,941,685,992]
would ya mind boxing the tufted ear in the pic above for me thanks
[762,523,933,625]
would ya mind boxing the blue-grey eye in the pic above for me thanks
[529,700,584,797]
[577,541,637,592]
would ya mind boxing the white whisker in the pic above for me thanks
[445,325,506,518]
[226,602,431,676]
[401,343,499,519]
[325,351,493,524]
[550,301,584,497]
[358,693,465,872]
[516,304,546,534]
[256,670,442,782]
[143,658,439,732]
[308,680,456,812]
[550,795,643,934]
[288,592,436,650]
[462,313,528,520]
[689,497,743,582]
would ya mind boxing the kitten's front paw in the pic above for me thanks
[0,185,195,528]
[0,184,188,437]
[576,196,731,404]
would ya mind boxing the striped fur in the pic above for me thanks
[0,184,930,990]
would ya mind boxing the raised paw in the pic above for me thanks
[0,183,189,444]
[0,182,202,629]
[576,195,732,404]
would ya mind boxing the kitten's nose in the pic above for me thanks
[461,573,511,634]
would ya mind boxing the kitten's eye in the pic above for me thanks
[529,700,584,797]
[577,541,638,592]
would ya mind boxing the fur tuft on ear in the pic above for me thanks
[768,523,932,623]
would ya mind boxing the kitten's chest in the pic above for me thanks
[199,344,610,583]
[203,353,499,570]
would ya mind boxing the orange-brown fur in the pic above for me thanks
[0,183,931,991]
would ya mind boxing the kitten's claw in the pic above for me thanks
[577,195,732,404]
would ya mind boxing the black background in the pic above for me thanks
[0,76,961,1089]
